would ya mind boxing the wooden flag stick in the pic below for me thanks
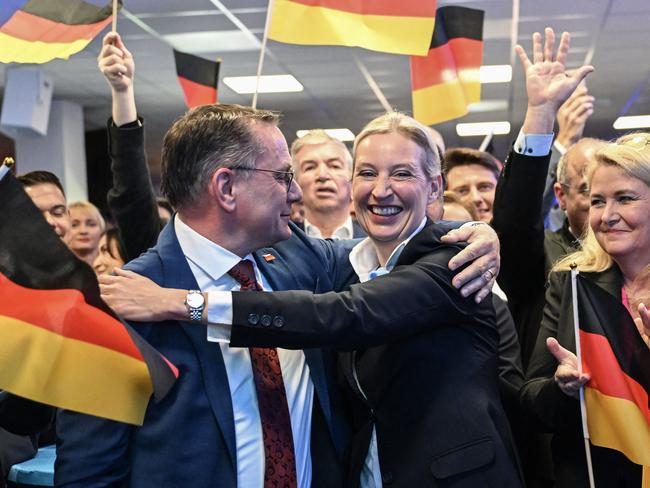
[252,0,274,109]
[112,0,118,32]
[571,266,596,488]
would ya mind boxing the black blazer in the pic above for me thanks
[521,266,642,487]
[492,148,579,369]
[230,222,523,487]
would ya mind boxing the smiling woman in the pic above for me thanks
[522,132,650,487]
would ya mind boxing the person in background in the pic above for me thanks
[17,171,70,241]
[444,147,501,222]
[68,201,105,267]
[290,130,366,238]
[542,81,595,230]
[93,228,126,275]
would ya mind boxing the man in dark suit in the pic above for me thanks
[55,103,353,488]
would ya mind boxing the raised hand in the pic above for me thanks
[98,32,134,93]
[556,83,594,148]
[516,28,594,134]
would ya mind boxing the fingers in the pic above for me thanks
[572,65,595,85]
[448,236,489,271]
[543,27,555,62]
[453,255,498,294]
[514,44,532,71]
[532,31,543,64]
[555,31,570,65]
[546,337,575,364]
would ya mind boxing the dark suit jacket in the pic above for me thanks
[55,221,352,488]
[520,266,642,487]
[230,222,523,487]
[492,148,578,369]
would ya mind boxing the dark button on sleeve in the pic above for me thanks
[272,316,284,328]
[247,313,260,326]
[260,314,272,327]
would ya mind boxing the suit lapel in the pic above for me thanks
[158,223,238,470]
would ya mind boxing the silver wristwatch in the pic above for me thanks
[184,290,205,322]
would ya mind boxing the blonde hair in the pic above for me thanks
[353,112,440,179]
[68,201,106,231]
[290,129,352,173]
[553,132,650,273]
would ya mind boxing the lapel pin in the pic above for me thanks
[262,253,276,262]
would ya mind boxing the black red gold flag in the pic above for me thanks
[268,0,436,56]
[576,274,650,470]
[173,50,220,109]
[0,172,178,426]
[410,6,484,125]
[0,0,120,64]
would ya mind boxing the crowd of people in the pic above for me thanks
[2,25,650,488]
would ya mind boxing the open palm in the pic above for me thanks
[516,28,593,110]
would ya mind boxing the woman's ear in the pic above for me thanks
[208,168,237,212]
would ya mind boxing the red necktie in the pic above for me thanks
[228,260,298,488]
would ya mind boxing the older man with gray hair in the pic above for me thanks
[290,130,366,238]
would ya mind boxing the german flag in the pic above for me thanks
[173,50,220,109]
[0,172,178,426]
[410,6,484,125]
[0,0,118,64]
[268,0,437,56]
[576,274,650,470]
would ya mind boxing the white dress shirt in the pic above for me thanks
[304,215,354,240]
[175,216,314,488]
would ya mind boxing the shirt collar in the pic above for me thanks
[349,217,427,282]
[174,215,251,282]
[304,216,354,240]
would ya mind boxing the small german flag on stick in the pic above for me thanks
[173,50,220,109]
[573,271,650,482]
[0,0,120,64]
[410,6,484,125]
[0,169,178,426]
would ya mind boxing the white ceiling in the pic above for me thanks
[2,0,650,175]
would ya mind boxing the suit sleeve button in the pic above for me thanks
[260,314,272,327]
[272,316,284,328]
[247,313,260,326]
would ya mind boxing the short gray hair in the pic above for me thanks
[290,129,352,173]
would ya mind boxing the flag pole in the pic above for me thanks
[478,132,493,152]
[252,0,274,109]
[571,265,596,488]
[111,0,118,32]
[0,157,15,182]
[354,56,392,113]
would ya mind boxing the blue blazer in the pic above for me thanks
[55,221,353,488]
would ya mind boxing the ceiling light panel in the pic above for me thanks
[456,122,511,137]
[223,75,304,94]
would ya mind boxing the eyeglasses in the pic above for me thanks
[235,167,294,192]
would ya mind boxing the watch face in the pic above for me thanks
[186,292,204,308]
